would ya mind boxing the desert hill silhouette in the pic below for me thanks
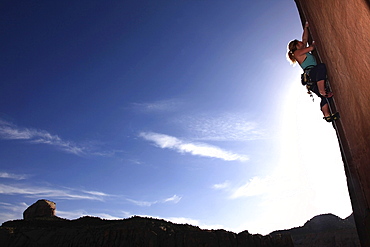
[0,199,361,247]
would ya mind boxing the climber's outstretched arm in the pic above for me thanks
[302,22,309,46]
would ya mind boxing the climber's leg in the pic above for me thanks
[317,80,333,98]
[321,103,331,117]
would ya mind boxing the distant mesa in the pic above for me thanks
[23,199,56,220]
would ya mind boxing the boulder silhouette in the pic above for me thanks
[23,199,56,220]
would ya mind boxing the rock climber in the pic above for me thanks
[287,22,338,122]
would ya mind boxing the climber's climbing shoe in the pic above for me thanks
[323,115,332,122]
[323,112,340,122]
[331,112,340,121]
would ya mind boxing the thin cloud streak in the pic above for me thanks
[0,202,28,223]
[0,201,28,213]
[0,172,28,180]
[82,190,110,197]
[212,177,271,199]
[127,195,182,207]
[163,195,182,203]
[177,113,266,142]
[212,181,231,190]
[131,99,183,113]
[126,198,156,207]
[229,177,271,199]
[139,132,248,162]
[0,184,109,201]
[0,120,85,155]
[0,119,118,157]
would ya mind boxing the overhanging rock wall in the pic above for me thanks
[293,0,370,246]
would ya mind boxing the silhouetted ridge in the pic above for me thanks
[302,214,355,232]
[0,200,361,246]
[271,214,360,246]
[0,216,293,247]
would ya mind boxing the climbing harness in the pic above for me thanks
[301,65,314,85]
[301,65,315,101]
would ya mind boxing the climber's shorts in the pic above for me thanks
[308,63,327,82]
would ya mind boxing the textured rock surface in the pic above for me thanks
[293,1,370,246]
[272,214,361,247]
[0,216,294,247]
[23,199,56,220]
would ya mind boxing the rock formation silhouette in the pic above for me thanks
[293,0,370,246]
[272,214,360,246]
[0,200,362,247]
[1,216,293,247]
[23,199,56,220]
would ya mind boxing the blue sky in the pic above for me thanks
[0,0,352,234]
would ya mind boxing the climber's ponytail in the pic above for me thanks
[287,39,299,64]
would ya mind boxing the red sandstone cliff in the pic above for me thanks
[293,0,370,246]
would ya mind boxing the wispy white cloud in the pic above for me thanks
[229,177,271,199]
[132,99,183,113]
[0,172,28,180]
[176,113,266,142]
[0,119,119,156]
[0,120,85,155]
[212,177,271,199]
[139,132,248,161]
[127,194,182,207]
[81,190,110,197]
[212,181,231,190]
[126,198,156,207]
[0,201,28,213]
[0,202,28,223]
[0,183,109,201]
[163,195,182,203]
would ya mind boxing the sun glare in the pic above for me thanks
[260,74,353,232]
